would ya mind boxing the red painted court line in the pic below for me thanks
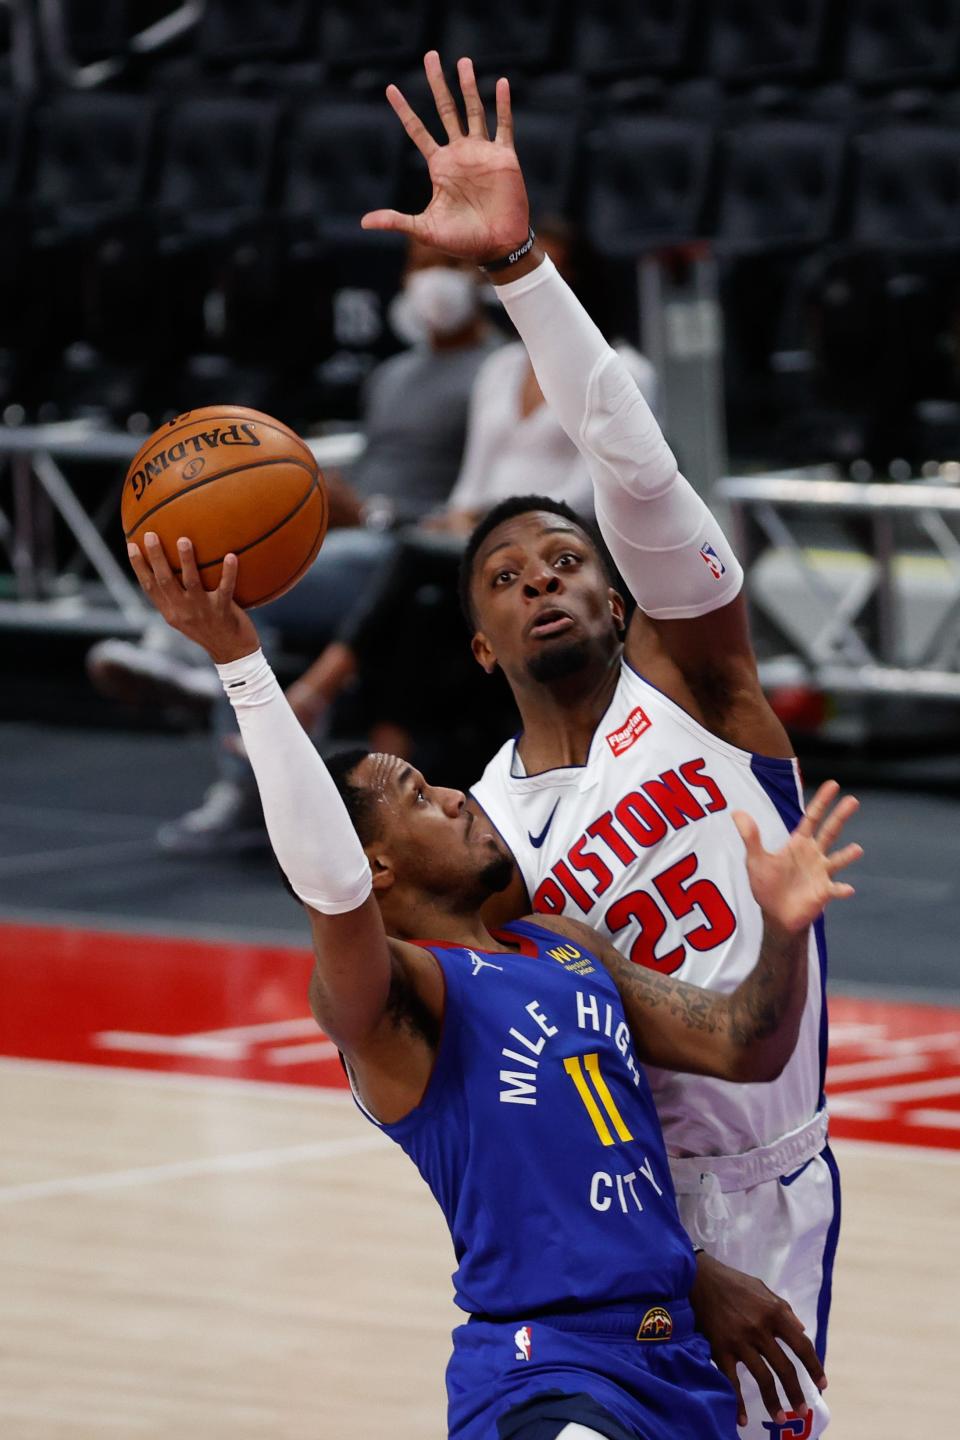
[2,922,959,1151]
[0,921,346,1090]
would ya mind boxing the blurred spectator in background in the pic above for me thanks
[88,236,501,850]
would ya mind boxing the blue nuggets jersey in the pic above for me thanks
[352,918,696,1318]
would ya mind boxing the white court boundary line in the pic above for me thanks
[0,1131,388,1205]
[0,1054,355,1104]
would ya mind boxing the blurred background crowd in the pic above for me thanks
[3,0,960,857]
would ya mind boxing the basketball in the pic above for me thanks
[120,405,328,608]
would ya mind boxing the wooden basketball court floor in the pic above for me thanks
[1,920,957,1440]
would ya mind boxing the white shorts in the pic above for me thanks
[674,1143,841,1440]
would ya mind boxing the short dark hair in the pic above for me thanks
[457,494,616,630]
[325,745,379,845]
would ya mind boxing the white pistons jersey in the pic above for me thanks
[472,659,827,1161]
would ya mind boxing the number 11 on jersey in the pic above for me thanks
[564,1053,634,1146]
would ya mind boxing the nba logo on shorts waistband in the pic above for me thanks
[636,1306,673,1341]
[514,1325,532,1361]
[606,706,652,757]
[699,542,726,579]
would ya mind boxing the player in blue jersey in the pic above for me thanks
[126,530,860,1440]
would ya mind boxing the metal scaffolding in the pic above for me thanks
[718,473,960,702]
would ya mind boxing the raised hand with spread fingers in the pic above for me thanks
[361,51,530,264]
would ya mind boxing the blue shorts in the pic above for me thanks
[446,1300,738,1440]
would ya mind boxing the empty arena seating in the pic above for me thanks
[198,0,314,66]
[282,99,406,230]
[571,0,698,79]
[2,1,958,461]
[583,115,714,256]
[850,125,960,252]
[714,120,846,255]
[29,91,155,238]
[439,0,565,72]
[704,0,836,85]
[319,0,434,75]
[844,0,960,89]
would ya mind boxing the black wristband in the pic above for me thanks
[480,227,536,274]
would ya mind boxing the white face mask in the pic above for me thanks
[391,266,478,342]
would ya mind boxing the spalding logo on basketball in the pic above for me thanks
[121,405,329,609]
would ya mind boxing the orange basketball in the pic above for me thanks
[121,405,328,609]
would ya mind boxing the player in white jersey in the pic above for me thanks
[356,50,849,1439]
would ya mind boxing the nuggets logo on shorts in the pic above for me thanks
[514,1325,532,1361]
[636,1306,673,1341]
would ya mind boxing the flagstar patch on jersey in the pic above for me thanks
[699,542,726,579]
[636,1305,673,1341]
[514,1325,532,1361]
[605,706,651,757]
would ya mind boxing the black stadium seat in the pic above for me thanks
[198,0,313,66]
[281,100,406,230]
[318,0,433,74]
[0,93,26,206]
[82,97,281,370]
[28,92,155,239]
[439,0,565,72]
[571,0,698,80]
[153,97,280,238]
[844,0,960,89]
[850,126,960,251]
[217,103,408,406]
[582,115,714,257]
[513,108,581,222]
[714,124,847,461]
[714,121,846,255]
[6,94,155,401]
[705,0,835,85]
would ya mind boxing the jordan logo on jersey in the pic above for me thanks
[469,952,504,977]
[606,706,651,757]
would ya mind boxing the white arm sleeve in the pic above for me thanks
[216,650,372,915]
[495,257,743,620]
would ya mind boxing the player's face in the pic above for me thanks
[353,754,513,904]
[469,513,625,688]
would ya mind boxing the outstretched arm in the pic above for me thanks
[363,53,779,741]
[540,780,860,1082]
[126,533,441,1116]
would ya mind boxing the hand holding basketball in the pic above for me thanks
[128,532,261,666]
[121,406,328,609]
[361,52,530,262]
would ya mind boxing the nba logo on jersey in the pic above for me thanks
[699,542,726,579]
[761,1411,813,1439]
[605,706,651,757]
[513,1325,532,1361]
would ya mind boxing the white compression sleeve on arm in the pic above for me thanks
[496,257,743,619]
[216,650,372,915]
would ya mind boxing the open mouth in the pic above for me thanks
[527,607,575,640]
